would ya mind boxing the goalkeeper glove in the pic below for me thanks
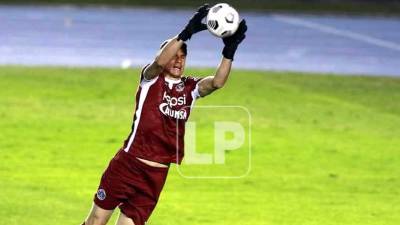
[178,4,210,41]
[222,19,247,60]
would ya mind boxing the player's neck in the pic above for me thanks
[164,73,181,81]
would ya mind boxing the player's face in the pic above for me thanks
[164,49,186,79]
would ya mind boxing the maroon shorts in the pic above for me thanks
[94,149,169,225]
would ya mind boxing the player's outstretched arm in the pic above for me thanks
[198,20,247,97]
[143,37,184,80]
[143,4,210,80]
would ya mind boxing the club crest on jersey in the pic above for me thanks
[159,91,187,120]
[97,189,106,201]
[176,82,185,92]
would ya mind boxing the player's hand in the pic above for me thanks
[222,19,247,60]
[178,4,210,41]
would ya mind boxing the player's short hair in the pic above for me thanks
[160,39,187,56]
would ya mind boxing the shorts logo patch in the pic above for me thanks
[97,189,106,201]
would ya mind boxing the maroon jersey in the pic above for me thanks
[122,66,202,164]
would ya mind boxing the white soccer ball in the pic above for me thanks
[206,3,240,38]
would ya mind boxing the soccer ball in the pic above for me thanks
[206,3,240,38]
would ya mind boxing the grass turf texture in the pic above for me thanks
[0,66,399,225]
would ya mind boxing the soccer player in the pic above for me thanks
[81,4,247,225]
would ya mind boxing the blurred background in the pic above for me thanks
[0,0,400,75]
[0,1,399,225]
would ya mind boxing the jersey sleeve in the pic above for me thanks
[186,76,203,100]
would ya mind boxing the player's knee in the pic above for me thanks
[85,213,109,225]
[85,219,106,225]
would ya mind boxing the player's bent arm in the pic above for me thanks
[198,57,232,97]
[143,36,185,80]
[143,5,210,80]
[143,61,164,80]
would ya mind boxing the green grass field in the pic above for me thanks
[1,66,400,225]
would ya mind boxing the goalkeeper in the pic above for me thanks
[81,4,247,225]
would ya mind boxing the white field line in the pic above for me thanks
[272,15,400,52]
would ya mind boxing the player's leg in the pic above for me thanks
[83,150,128,225]
[115,158,170,225]
[115,212,135,225]
[82,203,114,225]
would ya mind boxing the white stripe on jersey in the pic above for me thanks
[189,83,201,110]
[191,83,201,100]
[124,76,158,152]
